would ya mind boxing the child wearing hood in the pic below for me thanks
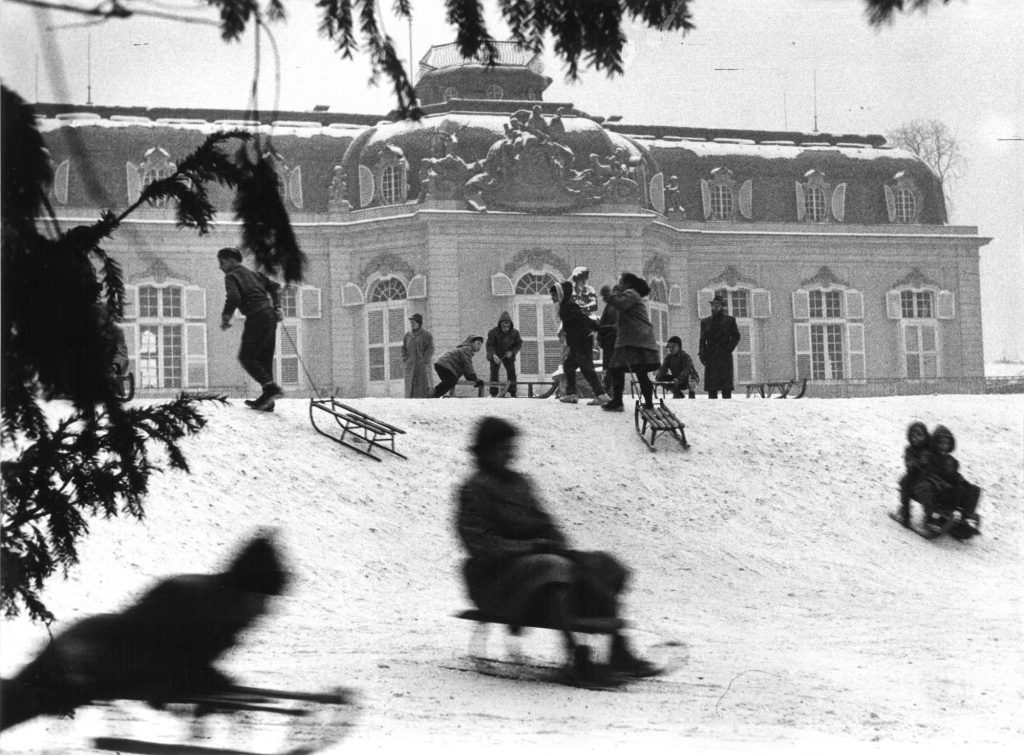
[550,282,612,406]
[896,421,933,525]
[432,336,485,398]
[929,425,982,538]
[485,312,523,397]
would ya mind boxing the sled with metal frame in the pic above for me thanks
[634,399,690,452]
[308,396,407,462]
[742,377,808,399]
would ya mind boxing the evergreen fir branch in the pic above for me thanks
[317,0,358,59]
[445,0,496,65]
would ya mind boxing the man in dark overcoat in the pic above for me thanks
[698,293,741,399]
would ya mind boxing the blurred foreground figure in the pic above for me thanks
[455,417,661,682]
[1,534,288,730]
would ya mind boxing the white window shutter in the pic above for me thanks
[649,172,665,214]
[408,274,427,299]
[831,182,847,222]
[299,286,322,318]
[184,323,208,388]
[358,165,375,207]
[700,179,712,219]
[126,162,142,204]
[792,289,810,320]
[752,288,771,319]
[697,287,714,319]
[885,290,902,319]
[794,323,812,379]
[289,166,304,209]
[936,290,955,319]
[184,285,206,320]
[847,322,866,380]
[795,181,806,221]
[668,284,682,307]
[845,289,864,320]
[124,285,138,320]
[491,273,514,297]
[54,159,70,204]
[342,282,364,307]
[738,179,753,219]
[883,184,896,222]
[122,323,138,374]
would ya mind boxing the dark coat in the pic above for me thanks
[698,311,741,392]
[435,341,480,381]
[485,312,523,360]
[656,350,699,387]
[555,281,598,338]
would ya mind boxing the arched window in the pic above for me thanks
[894,187,916,223]
[710,183,733,221]
[805,184,828,222]
[485,84,504,100]
[514,271,561,380]
[884,172,922,224]
[365,276,408,396]
[380,164,405,205]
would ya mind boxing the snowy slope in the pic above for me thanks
[1,394,1022,754]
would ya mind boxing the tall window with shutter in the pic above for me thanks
[513,272,561,380]
[698,281,771,383]
[275,284,322,388]
[792,287,865,381]
[125,281,207,389]
[886,287,952,378]
[649,280,670,358]
[365,277,408,396]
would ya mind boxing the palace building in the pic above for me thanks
[34,42,987,398]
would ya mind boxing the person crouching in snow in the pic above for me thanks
[550,282,612,406]
[485,312,522,397]
[432,335,485,397]
[929,424,982,538]
[895,421,933,526]
[455,417,662,682]
[655,336,700,399]
[217,247,284,412]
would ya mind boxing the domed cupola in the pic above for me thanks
[415,41,552,106]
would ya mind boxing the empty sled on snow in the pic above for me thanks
[309,397,407,462]
[634,399,690,452]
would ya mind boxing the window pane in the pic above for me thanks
[162,325,183,388]
[281,356,299,385]
[807,186,828,222]
[163,287,182,318]
[389,345,404,380]
[368,346,385,381]
[901,290,915,318]
[281,287,298,318]
[730,290,749,318]
[824,291,842,319]
[917,291,932,318]
[711,184,732,220]
[370,278,407,303]
[826,324,843,379]
[139,326,159,387]
[139,286,159,318]
[516,273,558,296]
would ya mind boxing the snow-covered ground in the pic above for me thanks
[1,392,1022,755]
[986,361,1024,377]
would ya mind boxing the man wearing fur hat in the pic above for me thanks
[698,293,741,399]
[402,313,434,398]
[485,312,522,397]
[456,417,662,683]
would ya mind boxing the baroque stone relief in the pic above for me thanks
[704,265,761,289]
[800,266,850,289]
[357,252,416,288]
[503,247,570,280]
[892,267,941,290]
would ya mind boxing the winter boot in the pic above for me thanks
[601,401,625,412]
[559,394,579,404]
[587,393,612,406]
[609,635,663,678]
[570,645,597,683]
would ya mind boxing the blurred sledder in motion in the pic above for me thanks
[1,534,354,753]
[890,423,982,541]
[454,417,665,688]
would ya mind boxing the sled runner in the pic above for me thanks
[91,685,354,754]
[481,379,558,398]
[742,377,808,399]
[888,499,979,541]
[634,400,689,452]
[309,397,406,461]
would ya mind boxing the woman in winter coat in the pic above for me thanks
[602,272,661,411]
[456,417,661,682]
[401,313,434,398]
[432,335,484,398]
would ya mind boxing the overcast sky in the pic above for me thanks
[2,0,1021,361]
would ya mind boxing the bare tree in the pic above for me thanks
[887,119,968,219]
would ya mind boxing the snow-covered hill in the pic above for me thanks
[2,394,1022,754]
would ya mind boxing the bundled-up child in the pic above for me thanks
[655,336,700,399]
[432,335,485,398]
[896,421,933,525]
[929,424,982,538]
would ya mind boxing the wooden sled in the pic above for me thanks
[309,397,406,462]
[455,608,626,659]
[742,377,808,399]
[634,400,690,452]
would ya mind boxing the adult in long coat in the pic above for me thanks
[698,293,741,398]
[455,417,662,680]
[401,313,434,398]
[602,272,661,411]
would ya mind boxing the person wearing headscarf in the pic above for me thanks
[455,417,662,682]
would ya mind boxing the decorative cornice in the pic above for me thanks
[358,252,416,287]
[892,267,941,290]
[131,258,187,285]
[704,264,760,289]
[504,248,570,279]
[800,265,850,289]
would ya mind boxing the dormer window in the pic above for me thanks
[796,170,847,223]
[710,183,733,221]
[141,147,175,208]
[701,167,753,221]
[377,145,409,206]
[884,172,922,224]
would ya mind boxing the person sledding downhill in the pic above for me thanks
[455,417,662,685]
[893,422,981,540]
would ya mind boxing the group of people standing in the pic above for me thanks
[217,247,743,406]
